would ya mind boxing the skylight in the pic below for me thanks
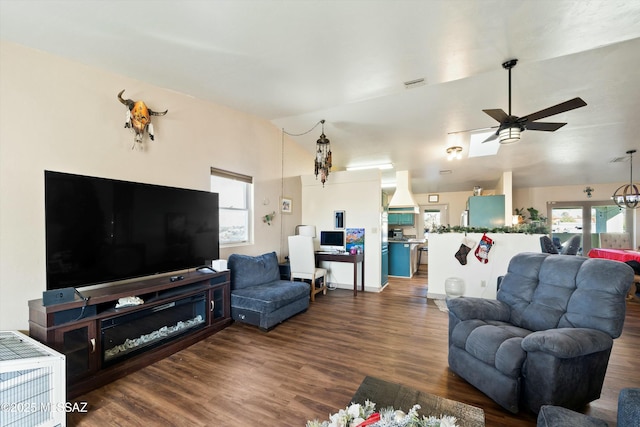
[468,131,500,158]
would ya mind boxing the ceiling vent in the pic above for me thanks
[404,78,425,89]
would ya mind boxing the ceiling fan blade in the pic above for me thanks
[526,122,567,132]
[482,109,509,123]
[481,132,498,143]
[519,97,587,123]
[447,125,499,135]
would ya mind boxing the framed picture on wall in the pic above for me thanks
[428,194,439,203]
[281,197,292,214]
[334,210,345,229]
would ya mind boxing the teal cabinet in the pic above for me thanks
[388,210,415,226]
[389,242,411,276]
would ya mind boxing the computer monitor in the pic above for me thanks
[319,230,345,252]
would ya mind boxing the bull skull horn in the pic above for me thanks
[149,109,168,116]
[117,89,134,108]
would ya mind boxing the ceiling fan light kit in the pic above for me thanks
[498,126,521,144]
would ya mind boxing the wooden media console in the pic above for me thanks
[29,269,231,398]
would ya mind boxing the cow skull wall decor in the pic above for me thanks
[117,90,168,148]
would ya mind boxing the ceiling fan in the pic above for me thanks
[469,59,587,144]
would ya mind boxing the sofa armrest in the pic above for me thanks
[446,297,510,322]
[522,328,613,358]
[537,405,607,427]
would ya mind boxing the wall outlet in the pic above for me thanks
[480,280,486,288]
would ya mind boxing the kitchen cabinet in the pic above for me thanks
[388,210,415,226]
[388,241,421,277]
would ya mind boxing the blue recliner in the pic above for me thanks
[447,252,633,414]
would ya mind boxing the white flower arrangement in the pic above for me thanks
[307,401,458,427]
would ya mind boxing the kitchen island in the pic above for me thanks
[388,239,425,278]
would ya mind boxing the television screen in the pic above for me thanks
[45,171,219,290]
[320,231,344,247]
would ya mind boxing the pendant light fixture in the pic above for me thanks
[314,120,332,186]
[283,119,333,188]
[612,149,639,209]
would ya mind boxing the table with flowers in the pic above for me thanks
[307,376,485,427]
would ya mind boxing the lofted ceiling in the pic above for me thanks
[2,0,640,193]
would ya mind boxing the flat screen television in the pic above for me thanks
[45,170,219,290]
[319,230,345,252]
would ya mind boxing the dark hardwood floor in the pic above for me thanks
[68,269,640,426]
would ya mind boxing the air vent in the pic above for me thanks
[439,170,453,175]
[404,78,425,89]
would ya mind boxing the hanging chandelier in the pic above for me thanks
[612,149,639,209]
[314,119,332,186]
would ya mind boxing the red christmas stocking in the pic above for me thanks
[475,233,494,264]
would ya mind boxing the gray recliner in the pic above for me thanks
[447,252,633,414]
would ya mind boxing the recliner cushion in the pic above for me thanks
[230,280,309,313]
[228,252,280,290]
[452,320,531,378]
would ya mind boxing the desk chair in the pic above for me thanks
[560,234,581,255]
[540,236,559,254]
[288,235,327,302]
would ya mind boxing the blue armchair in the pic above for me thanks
[447,252,633,414]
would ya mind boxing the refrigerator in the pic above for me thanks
[468,195,505,228]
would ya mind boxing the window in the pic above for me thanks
[210,168,253,245]
[548,200,631,255]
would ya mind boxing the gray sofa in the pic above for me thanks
[447,252,633,414]
[228,251,310,330]
[537,388,640,427]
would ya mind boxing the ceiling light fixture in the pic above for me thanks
[612,149,639,209]
[314,120,332,186]
[498,126,521,144]
[283,119,333,187]
[346,163,393,171]
[446,146,463,160]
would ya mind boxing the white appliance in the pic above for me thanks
[0,331,66,427]
[461,210,469,227]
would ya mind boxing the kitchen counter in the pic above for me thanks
[388,239,425,277]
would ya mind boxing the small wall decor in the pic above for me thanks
[281,197,292,214]
[117,90,168,149]
[262,211,276,226]
[334,210,345,229]
[428,194,439,203]
[584,186,594,198]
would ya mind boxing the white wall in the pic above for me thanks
[0,42,311,330]
[300,170,382,291]
[427,233,543,299]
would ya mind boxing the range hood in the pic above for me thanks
[388,171,419,213]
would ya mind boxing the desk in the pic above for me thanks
[315,252,364,296]
[589,248,640,299]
